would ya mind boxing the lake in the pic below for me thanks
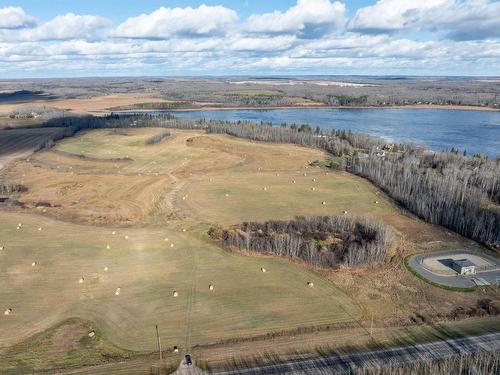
[167,108,500,158]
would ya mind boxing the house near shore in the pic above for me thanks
[452,259,476,275]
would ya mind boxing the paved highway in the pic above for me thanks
[215,332,500,375]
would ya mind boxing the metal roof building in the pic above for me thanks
[452,259,476,275]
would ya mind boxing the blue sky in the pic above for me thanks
[0,0,499,77]
[4,1,371,21]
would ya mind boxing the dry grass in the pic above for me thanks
[0,127,495,373]
[0,211,360,354]
[0,93,173,117]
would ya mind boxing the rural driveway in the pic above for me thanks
[173,357,206,375]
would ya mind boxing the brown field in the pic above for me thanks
[0,127,497,373]
[0,93,173,117]
[0,127,66,171]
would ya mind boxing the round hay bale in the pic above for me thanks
[173,291,178,297]
[225,193,229,197]
[31,261,37,267]
[182,196,186,200]
[292,180,296,184]
[170,243,174,248]
[164,237,169,242]
[343,210,348,214]
[209,284,214,291]
[115,287,121,296]
[307,281,314,288]
[311,187,316,191]
[276,173,280,176]
[104,266,108,271]
[112,231,116,235]
[209,178,213,182]
[79,277,85,284]
[322,201,326,205]
[261,267,267,273]
[4,308,12,315]
[38,227,42,231]
[312,178,316,182]
[263,187,267,191]
[303,173,307,176]
[124,235,129,240]
[374,201,379,204]
[106,245,110,250]
[0,246,4,251]
[182,229,187,232]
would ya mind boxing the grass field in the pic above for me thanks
[5,129,393,226]
[1,127,495,373]
[0,211,360,353]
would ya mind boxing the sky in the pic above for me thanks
[0,0,499,78]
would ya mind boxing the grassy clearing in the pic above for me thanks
[0,211,360,354]
[0,318,133,374]
[55,128,205,173]
[182,170,392,226]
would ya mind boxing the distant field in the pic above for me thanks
[182,169,391,226]
[8,129,389,226]
[0,127,65,170]
[0,93,172,117]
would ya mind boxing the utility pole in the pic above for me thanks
[370,312,374,338]
[155,325,162,361]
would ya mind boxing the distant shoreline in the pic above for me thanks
[96,104,500,115]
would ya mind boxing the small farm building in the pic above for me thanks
[452,259,476,275]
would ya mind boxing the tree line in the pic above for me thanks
[145,129,171,145]
[0,181,27,195]
[209,216,394,268]
[350,150,500,246]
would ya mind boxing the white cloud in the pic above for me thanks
[348,0,447,33]
[246,0,346,37]
[29,13,110,41]
[0,13,111,42]
[348,0,500,40]
[0,2,499,76]
[113,5,238,39]
[0,6,37,29]
[229,36,297,51]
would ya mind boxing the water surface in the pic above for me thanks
[165,108,499,158]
